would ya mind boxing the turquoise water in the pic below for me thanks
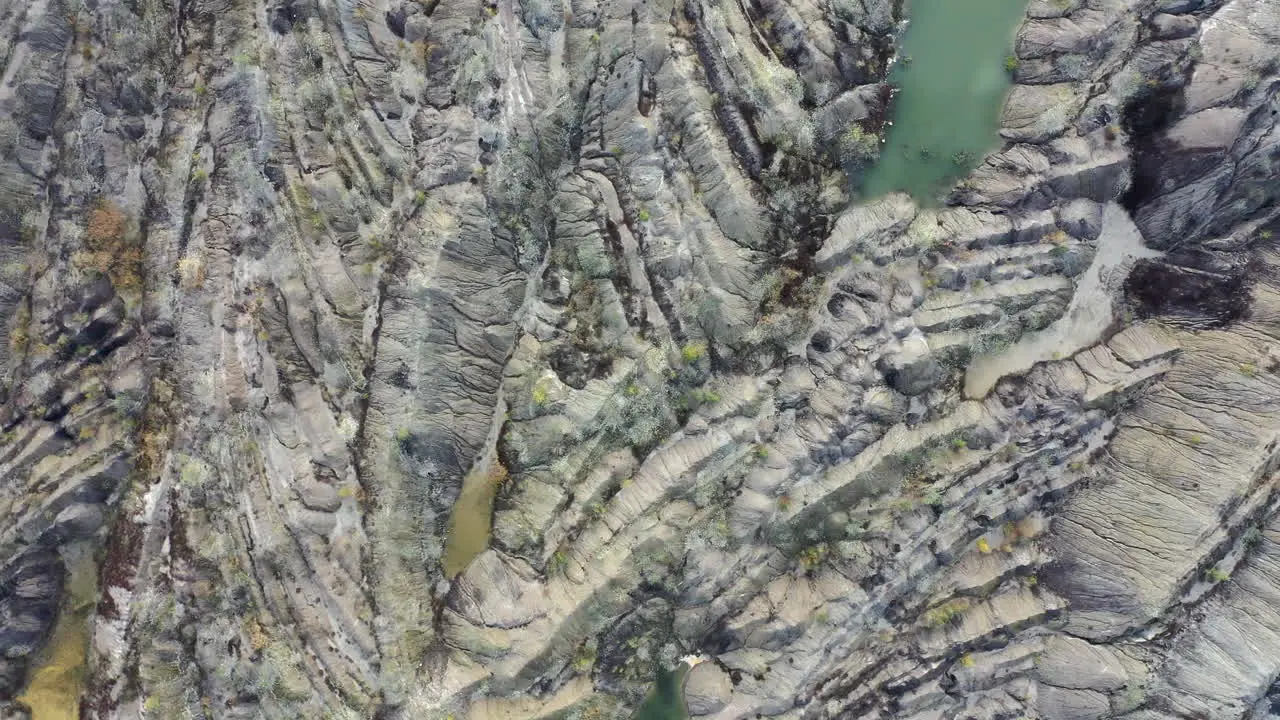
[858,0,1029,202]
[630,665,691,720]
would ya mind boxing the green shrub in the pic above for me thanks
[922,598,970,627]
[681,343,707,363]
[922,487,943,507]
[1205,566,1230,583]
[571,644,597,673]
[799,544,827,571]
[548,549,570,574]
[839,124,880,164]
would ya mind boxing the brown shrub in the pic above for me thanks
[86,202,125,244]
[81,200,143,295]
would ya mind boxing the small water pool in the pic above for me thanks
[629,665,691,720]
[857,0,1029,202]
[442,463,506,578]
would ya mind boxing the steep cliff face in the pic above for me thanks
[1,0,1279,718]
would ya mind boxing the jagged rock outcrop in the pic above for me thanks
[1,0,1280,717]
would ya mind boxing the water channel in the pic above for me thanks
[964,204,1162,397]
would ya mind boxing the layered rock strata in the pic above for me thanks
[0,0,1279,718]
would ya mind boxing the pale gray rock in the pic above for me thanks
[1037,636,1130,691]
[1038,686,1112,720]
[0,0,1278,718]
[1058,198,1105,241]
[1158,0,1203,11]
[1149,12,1198,40]
[878,334,944,396]
[1001,84,1084,143]
[683,662,732,715]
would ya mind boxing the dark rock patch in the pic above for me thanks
[1125,249,1254,326]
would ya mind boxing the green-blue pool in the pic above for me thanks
[857,0,1029,203]
[629,665,691,720]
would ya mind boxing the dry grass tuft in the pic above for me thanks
[81,200,144,295]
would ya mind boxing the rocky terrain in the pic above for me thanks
[1,0,1280,717]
